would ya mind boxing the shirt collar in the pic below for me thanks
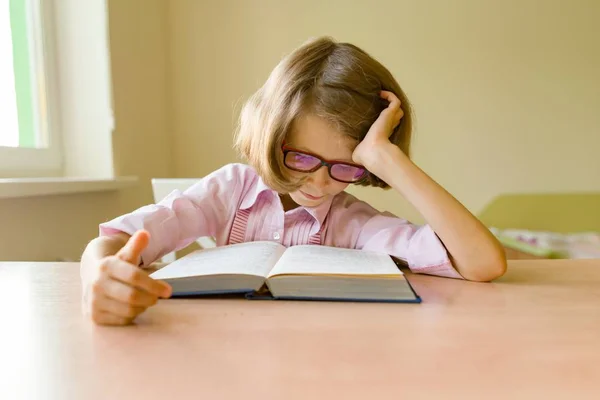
[239,177,273,210]
[302,195,334,227]
[239,178,334,228]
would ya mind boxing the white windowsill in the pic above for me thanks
[0,176,138,199]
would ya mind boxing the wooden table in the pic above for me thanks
[1,260,599,400]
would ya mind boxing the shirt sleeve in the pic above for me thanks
[99,163,252,266]
[327,194,463,279]
[357,212,463,279]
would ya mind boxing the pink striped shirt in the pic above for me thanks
[100,163,462,279]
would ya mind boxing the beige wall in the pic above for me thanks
[0,0,171,261]
[169,0,600,223]
[2,0,599,261]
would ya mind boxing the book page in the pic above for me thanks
[151,241,286,280]
[267,245,403,277]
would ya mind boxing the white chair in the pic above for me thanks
[151,178,217,263]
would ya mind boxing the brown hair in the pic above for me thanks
[234,36,413,193]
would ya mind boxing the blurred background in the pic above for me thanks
[0,0,598,262]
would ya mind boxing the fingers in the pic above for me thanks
[97,294,148,319]
[85,242,173,326]
[104,256,172,298]
[100,276,160,307]
[87,277,153,324]
[380,90,404,129]
[90,309,133,326]
[380,90,401,111]
[394,107,404,129]
[86,264,165,326]
[116,230,150,265]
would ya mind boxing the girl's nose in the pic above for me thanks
[308,166,331,189]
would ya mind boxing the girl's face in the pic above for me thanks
[284,114,358,208]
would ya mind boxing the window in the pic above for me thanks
[0,3,20,148]
[0,0,118,186]
[1,0,62,176]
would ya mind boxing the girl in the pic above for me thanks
[81,37,506,326]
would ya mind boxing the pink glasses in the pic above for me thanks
[282,143,367,183]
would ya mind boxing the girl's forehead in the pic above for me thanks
[287,114,357,159]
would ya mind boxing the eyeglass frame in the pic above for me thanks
[281,142,368,184]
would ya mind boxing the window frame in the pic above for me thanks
[0,0,63,177]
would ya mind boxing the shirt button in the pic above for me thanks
[273,232,281,240]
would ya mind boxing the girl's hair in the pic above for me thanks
[234,36,413,193]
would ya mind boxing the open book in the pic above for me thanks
[150,242,420,303]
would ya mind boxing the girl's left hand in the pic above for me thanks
[352,91,404,169]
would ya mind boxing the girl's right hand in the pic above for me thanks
[83,231,172,325]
